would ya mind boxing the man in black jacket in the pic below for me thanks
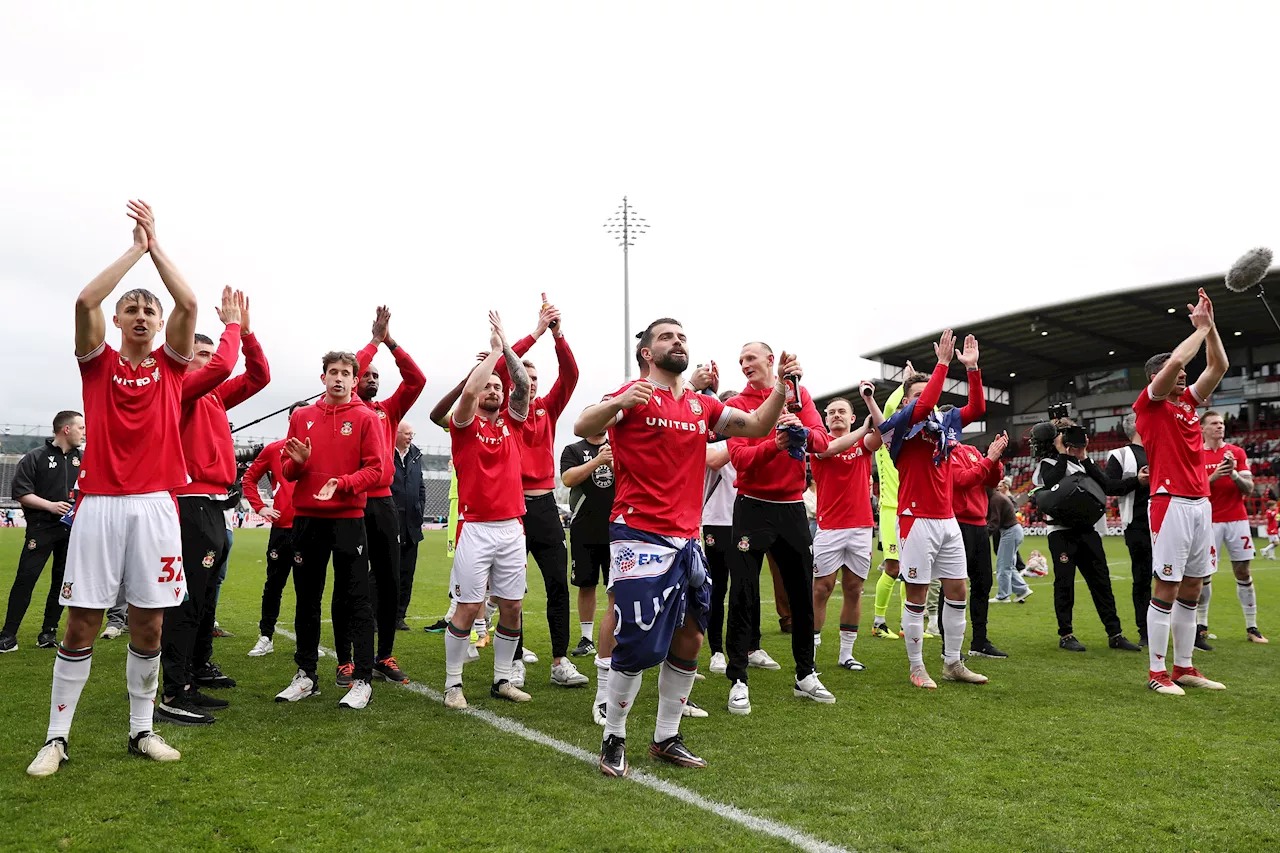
[391,421,426,630]
[1105,413,1152,646]
[1,412,85,652]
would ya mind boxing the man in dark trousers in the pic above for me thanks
[156,288,270,726]
[0,411,85,653]
[1106,413,1152,645]
[391,420,426,630]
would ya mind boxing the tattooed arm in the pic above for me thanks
[504,344,531,421]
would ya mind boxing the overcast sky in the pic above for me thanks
[3,3,1278,452]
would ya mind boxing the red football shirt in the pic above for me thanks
[606,381,730,539]
[450,410,526,523]
[77,341,189,495]
[1133,386,1209,499]
[810,436,875,529]
[1267,508,1278,536]
[1203,444,1250,523]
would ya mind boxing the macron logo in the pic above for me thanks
[306,421,314,430]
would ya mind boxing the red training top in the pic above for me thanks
[355,342,426,499]
[1267,508,1278,536]
[76,340,190,496]
[894,363,986,519]
[242,438,295,529]
[282,399,384,518]
[496,333,580,492]
[950,443,1003,526]
[810,435,875,529]
[1203,443,1250,523]
[450,409,527,523]
[727,383,830,503]
[176,326,271,496]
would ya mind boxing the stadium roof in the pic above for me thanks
[860,270,1280,386]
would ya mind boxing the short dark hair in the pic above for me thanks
[1203,410,1224,425]
[115,288,163,316]
[742,341,773,355]
[638,318,682,355]
[902,371,931,397]
[826,397,852,410]
[288,400,310,417]
[1145,352,1173,379]
[194,333,214,346]
[53,410,82,433]
[635,340,646,373]
[322,351,359,373]
[718,389,737,403]
[521,359,536,370]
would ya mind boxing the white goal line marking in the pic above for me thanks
[275,628,853,853]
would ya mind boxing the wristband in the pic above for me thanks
[386,341,399,352]
[966,367,979,372]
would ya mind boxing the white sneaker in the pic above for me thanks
[551,659,589,687]
[522,648,539,664]
[129,732,180,762]
[592,701,607,725]
[693,670,705,681]
[727,680,751,715]
[926,620,942,637]
[942,660,989,684]
[338,679,372,709]
[794,673,836,704]
[682,699,709,718]
[247,636,274,657]
[747,649,780,670]
[444,685,467,710]
[27,738,68,777]
[510,659,526,688]
[100,625,123,640]
[274,669,319,703]
[708,652,727,674]
[465,643,480,664]
[492,680,532,702]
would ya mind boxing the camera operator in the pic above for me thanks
[1032,417,1140,653]
[1105,413,1152,646]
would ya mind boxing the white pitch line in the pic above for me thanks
[275,628,853,853]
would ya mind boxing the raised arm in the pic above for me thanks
[182,288,241,402]
[1152,290,1214,400]
[75,210,149,356]
[543,333,580,422]
[717,351,800,439]
[454,350,502,428]
[382,335,427,422]
[129,200,197,358]
[954,335,986,425]
[1193,290,1229,401]
[815,421,874,460]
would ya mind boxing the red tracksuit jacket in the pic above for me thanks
[355,342,427,499]
[242,438,295,528]
[727,383,830,503]
[951,443,1003,526]
[282,399,384,519]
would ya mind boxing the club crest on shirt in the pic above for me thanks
[27,539,37,550]
[536,408,546,417]
[1162,564,1173,576]
[202,551,216,568]
[704,533,715,547]
[140,356,156,368]
[294,553,304,565]
[689,397,703,416]
[71,457,80,467]
[61,582,73,600]
[737,536,750,552]
[378,410,387,420]
[341,421,353,436]
[496,417,505,428]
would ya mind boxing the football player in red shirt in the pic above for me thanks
[1133,288,1230,695]
[575,318,794,777]
[441,313,534,710]
[1199,411,1267,644]
[869,330,989,690]
[29,201,198,777]
[1261,500,1279,559]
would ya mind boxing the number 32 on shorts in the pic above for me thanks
[157,556,185,583]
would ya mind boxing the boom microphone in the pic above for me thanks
[1224,246,1280,333]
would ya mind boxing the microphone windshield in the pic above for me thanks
[1226,247,1273,293]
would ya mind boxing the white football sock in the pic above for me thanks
[47,645,93,742]
[1147,599,1172,672]
[473,617,488,639]
[604,668,643,739]
[444,622,469,689]
[444,599,458,621]
[1237,579,1258,629]
[838,625,857,662]
[903,602,925,667]
[126,644,160,738]
[581,621,594,642]
[493,623,520,684]
[813,630,822,648]
[1172,598,1198,668]
[1196,581,1211,626]
[941,598,966,665]
[654,658,696,742]
[594,656,611,707]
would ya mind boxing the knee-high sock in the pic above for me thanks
[493,623,520,684]
[874,568,895,621]
[47,645,93,741]
[594,656,611,707]
[604,669,643,739]
[1147,599,1172,672]
[1237,579,1258,628]
[1196,580,1212,626]
[473,617,488,639]
[444,621,469,689]
[445,598,458,621]
[903,601,926,668]
[838,624,858,663]
[655,655,697,741]
[1172,597,1198,668]
[126,644,161,738]
[942,598,966,665]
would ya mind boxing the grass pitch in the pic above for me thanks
[1,527,1278,853]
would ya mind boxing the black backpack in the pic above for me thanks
[1033,472,1106,529]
